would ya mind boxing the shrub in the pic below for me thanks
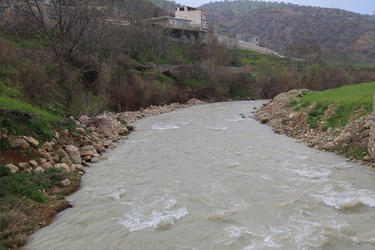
[0,164,11,177]
[0,138,10,153]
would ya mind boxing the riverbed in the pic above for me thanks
[27,101,375,249]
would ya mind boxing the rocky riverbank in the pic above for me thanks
[0,99,205,249]
[2,99,205,175]
[255,90,375,167]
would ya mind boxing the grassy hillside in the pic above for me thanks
[301,82,375,130]
[202,1,375,63]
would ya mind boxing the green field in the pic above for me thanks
[302,82,375,106]
[301,82,375,130]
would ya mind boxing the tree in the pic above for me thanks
[21,0,106,61]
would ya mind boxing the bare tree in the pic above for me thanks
[21,0,106,61]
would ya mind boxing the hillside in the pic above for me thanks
[201,1,375,63]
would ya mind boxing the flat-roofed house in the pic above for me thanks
[175,6,208,32]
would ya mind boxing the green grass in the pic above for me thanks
[0,82,62,141]
[307,103,328,128]
[7,36,46,50]
[302,82,375,129]
[0,96,61,122]
[0,165,51,203]
[237,49,265,66]
[301,82,375,106]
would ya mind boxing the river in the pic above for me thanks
[27,101,375,250]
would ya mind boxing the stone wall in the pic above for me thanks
[369,94,375,161]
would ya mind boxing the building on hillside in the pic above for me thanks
[175,6,208,32]
[141,6,209,43]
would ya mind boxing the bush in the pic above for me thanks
[0,138,10,153]
[0,164,11,177]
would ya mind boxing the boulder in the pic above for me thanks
[55,163,71,172]
[65,145,81,164]
[6,163,19,174]
[29,160,38,168]
[56,148,69,159]
[79,145,97,157]
[61,156,73,166]
[333,132,352,145]
[18,162,29,170]
[33,167,44,173]
[41,162,53,170]
[23,136,39,148]
[71,164,84,171]
[42,141,54,152]
[9,137,30,150]
[90,157,99,163]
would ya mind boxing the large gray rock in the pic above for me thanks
[79,145,97,157]
[9,137,30,150]
[65,145,81,164]
[55,163,71,172]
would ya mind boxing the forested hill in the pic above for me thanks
[201,1,375,63]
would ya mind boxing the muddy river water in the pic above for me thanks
[27,101,375,249]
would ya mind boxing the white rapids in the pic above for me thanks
[27,101,375,250]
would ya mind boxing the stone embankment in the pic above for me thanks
[255,90,375,167]
[2,99,205,177]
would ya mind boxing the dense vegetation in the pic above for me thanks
[202,0,375,63]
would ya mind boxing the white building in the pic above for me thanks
[175,6,208,32]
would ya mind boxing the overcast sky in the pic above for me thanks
[175,0,375,15]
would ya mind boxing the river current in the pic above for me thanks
[27,101,375,250]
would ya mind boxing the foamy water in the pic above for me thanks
[27,101,375,250]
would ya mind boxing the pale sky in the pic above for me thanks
[175,0,375,15]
